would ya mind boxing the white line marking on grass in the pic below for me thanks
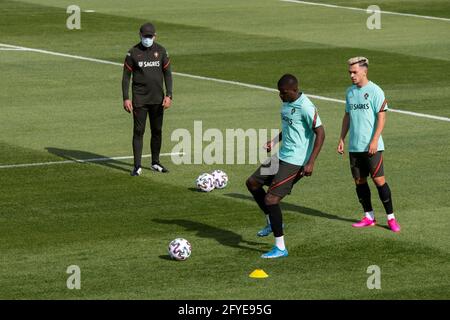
[0,48,28,51]
[0,152,185,169]
[171,72,278,93]
[280,0,450,22]
[0,43,121,66]
[0,43,449,122]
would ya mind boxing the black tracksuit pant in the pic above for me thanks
[132,104,164,167]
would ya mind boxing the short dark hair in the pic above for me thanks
[278,74,298,88]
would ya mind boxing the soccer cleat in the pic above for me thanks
[257,224,272,237]
[151,161,169,173]
[261,246,288,259]
[388,219,401,233]
[352,217,376,228]
[130,166,142,176]
[256,223,285,237]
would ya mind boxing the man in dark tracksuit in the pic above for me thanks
[122,22,173,176]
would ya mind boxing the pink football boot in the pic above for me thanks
[352,217,376,228]
[388,219,401,233]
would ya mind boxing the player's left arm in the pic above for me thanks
[162,49,173,109]
[303,125,325,176]
[368,111,386,156]
[368,90,388,156]
[303,106,325,176]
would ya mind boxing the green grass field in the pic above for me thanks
[0,0,449,299]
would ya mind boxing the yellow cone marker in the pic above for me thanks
[249,269,269,278]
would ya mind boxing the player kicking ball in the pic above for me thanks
[337,57,400,233]
[246,74,325,259]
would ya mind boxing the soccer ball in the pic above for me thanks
[196,173,215,192]
[168,238,192,261]
[211,170,228,189]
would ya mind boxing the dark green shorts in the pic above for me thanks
[250,157,303,198]
[349,151,384,179]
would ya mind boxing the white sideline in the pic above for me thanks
[0,152,185,169]
[280,0,450,22]
[0,48,28,51]
[0,42,449,123]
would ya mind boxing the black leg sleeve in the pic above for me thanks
[266,204,283,237]
[356,183,373,213]
[248,187,270,216]
[377,183,394,215]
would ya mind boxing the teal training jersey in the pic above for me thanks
[278,94,322,166]
[345,81,388,152]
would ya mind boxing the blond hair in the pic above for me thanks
[347,57,369,67]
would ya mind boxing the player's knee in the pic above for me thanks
[133,127,145,137]
[151,127,162,136]
[372,176,385,187]
[355,177,367,185]
[264,193,280,206]
[151,122,163,135]
[246,177,259,191]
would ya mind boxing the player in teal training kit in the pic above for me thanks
[246,74,325,258]
[337,57,400,232]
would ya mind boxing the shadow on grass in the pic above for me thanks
[153,218,267,254]
[46,147,133,173]
[224,193,357,224]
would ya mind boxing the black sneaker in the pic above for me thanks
[151,161,169,173]
[131,166,142,176]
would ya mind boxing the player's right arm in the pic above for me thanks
[122,51,134,113]
[264,132,282,152]
[338,91,351,154]
[337,113,350,154]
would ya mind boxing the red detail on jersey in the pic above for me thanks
[124,61,133,71]
[163,59,170,69]
[379,99,387,112]
[312,111,318,128]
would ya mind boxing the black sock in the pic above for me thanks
[356,183,373,213]
[377,183,394,215]
[266,204,283,237]
[249,188,270,216]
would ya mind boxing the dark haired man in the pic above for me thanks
[122,22,173,176]
[246,74,325,258]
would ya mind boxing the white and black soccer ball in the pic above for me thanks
[196,173,215,192]
[211,170,228,189]
[168,238,192,261]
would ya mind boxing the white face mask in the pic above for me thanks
[141,36,154,48]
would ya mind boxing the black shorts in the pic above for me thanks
[349,151,384,179]
[250,156,303,198]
